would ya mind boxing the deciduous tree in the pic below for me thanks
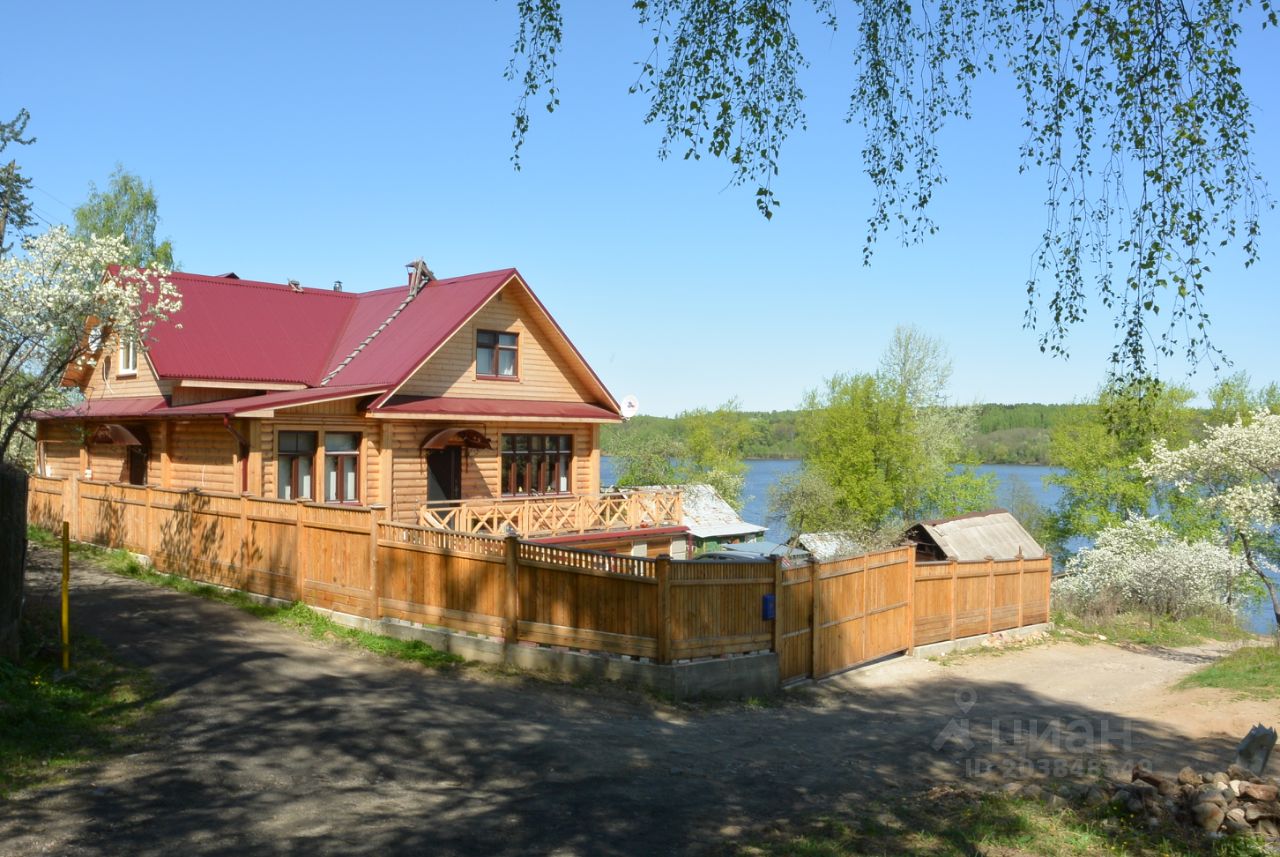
[1141,410,1280,629]
[0,109,36,256]
[507,0,1274,376]
[0,227,181,462]
[73,166,175,269]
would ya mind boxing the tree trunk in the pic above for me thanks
[1240,533,1280,632]
[0,462,27,660]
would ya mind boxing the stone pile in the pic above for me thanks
[1113,763,1279,840]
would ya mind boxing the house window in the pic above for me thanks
[501,434,571,496]
[476,330,518,378]
[277,431,317,500]
[119,339,137,376]
[324,432,361,503]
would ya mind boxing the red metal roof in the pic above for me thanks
[144,272,360,384]
[162,385,387,417]
[327,270,516,388]
[32,396,168,420]
[373,396,622,422]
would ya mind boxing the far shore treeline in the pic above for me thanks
[603,403,1107,466]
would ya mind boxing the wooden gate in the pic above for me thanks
[777,546,914,683]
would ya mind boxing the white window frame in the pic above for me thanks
[119,338,138,377]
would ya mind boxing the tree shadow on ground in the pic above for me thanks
[4,552,1260,857]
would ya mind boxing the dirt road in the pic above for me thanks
[1,549,1272,856]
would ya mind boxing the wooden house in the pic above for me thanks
[32,265,685,555]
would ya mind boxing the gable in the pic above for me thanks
[78,332,171,401]
[393,282,601,404]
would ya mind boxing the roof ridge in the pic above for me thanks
[318,287,422,387]
[168,273,359,300]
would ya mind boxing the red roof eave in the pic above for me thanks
[370,397,622,423]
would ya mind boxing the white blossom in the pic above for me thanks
[0,226,181,459]
[1054,517,1251,618]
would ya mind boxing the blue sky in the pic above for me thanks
[6,2,1278,415]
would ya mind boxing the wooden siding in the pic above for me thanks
[170,386,252,406]
[396,285,597,403]
[40,415,604,522]
[79,334,171,400]
[169,421,238,493]
[37,422,83,480]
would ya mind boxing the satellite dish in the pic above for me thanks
[620,394,640,420]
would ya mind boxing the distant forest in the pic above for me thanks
[601,404,1097,465]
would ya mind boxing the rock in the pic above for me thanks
[1227,763,1256,782]
[1226,807,1247,824]
[1195,786,1229,807]
[1000,782,1023,797]
[1178,767,1202,786]
[1223,817,1254,836]
[1257,818,1280,838]
[1192,801,1226,831]
[1240,782,1280,802]
[1021,783,1044,800]
[1212,772,1231,786]
[1229,779,1244,797]
[1156,779,1180,798]
[1044,793,1069,810]
[1082,786,1109,807]
[1244,802,1280,823]
[1126,795,1146,815]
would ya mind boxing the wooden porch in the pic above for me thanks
[418,489,683,538]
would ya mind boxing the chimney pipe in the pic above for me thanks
[406,258,435,297]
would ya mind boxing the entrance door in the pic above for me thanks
[427,446,462,503]
[126,426,150,485]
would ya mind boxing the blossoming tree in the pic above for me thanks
[0,226,181,462]
[1140,411,1280,630]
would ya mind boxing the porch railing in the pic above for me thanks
[417,489,683,537]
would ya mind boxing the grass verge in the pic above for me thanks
[1177,644,1280,699]
[28,525,463,672]
[724,787,1270,857]
[0,606,155,796]
[1052,609,1254,648]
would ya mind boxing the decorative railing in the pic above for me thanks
[417,489,683,538]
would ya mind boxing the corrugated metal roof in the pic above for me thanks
[145,272,360,384]
[329,270,517,388]
[162,385,387,417]
[798,531,866,562]
[625,484,766,540]
[374,396,621,421]
[911,509,1045,561]
[32,396,168,420]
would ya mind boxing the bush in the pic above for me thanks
[1053,517,1253,620]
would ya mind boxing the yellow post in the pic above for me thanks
[60,520,70,671]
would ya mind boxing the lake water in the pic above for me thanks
[600,456,1276,634]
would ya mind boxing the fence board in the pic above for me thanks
[28,478,1053,682]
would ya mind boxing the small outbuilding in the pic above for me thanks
[905,509,1045,563]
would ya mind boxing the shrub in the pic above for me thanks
[1053,517,1253,619]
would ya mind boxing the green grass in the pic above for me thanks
[0,608,156,796]
[725,788,1270,857]
[1052,609,1254,648]
[28,525,463,672]
[1178,644,1280,699]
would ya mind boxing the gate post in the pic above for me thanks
[504,534,520,645]
[771,555,783,655]
[906,546,916,655]
[656,554,672,665]
[809,557,821,679]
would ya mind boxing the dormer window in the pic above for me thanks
[476,330,518,379]
[119,338,137,376]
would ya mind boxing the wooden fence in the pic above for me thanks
[28,476,1052,682]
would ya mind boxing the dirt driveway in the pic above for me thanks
[1,549,1273,856]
